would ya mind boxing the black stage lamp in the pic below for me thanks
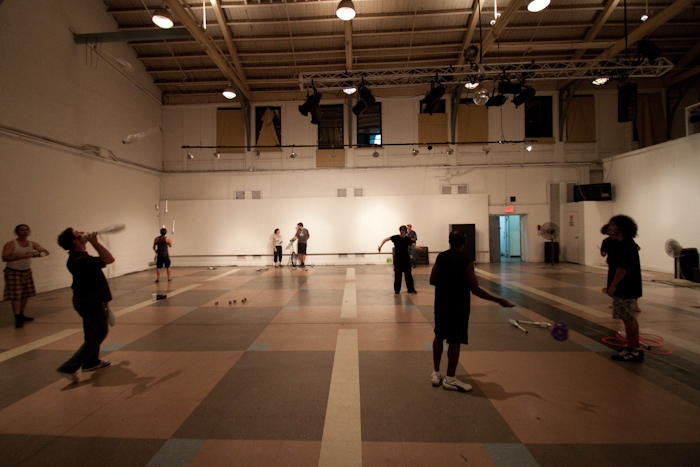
[498,81,523,95]
[512,87,536,108]
[485,94,507,108]
[352,85,375,116]
[299,90,322,117]
[637,39,662,61]
[421,84,445,114]
[463,45,479,62]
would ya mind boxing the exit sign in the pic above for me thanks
[505,205,514,213]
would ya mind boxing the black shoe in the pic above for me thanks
[20,313,34,322]
[56,368,78,383]
[408,290,417,294]
[395,291,400,294]
[15,317,24,328]
[611,349,644,362]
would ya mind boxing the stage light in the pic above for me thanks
[638,39,662,61]
[372,150,380,158]
[512,87,536,107]
[498,81,522,95]
[463,45,479,62]
[290,146,297,158]
[222,83,236,99]
[299,90,322,118]
[343,82,357,95]
[421,84,445,114]
[485,94,507,107]
[186,151,194,159]
[592,77,609,86]
[412,148,419,156]
[525,145,533,152]
[352,85,375,116]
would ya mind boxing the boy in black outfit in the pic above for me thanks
[379,225,417,294]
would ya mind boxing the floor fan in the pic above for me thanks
[540,222,560,267]
[665,239,684,279]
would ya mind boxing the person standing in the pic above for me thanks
[406,224,418,268]
[273,228,283,267]
[430,231,515,391]
[290,222,310,268]
[56,228,115,382]
[378,225,417,294]
[3,224,50,328]
[153,228,173,283]
[606,215,644,362]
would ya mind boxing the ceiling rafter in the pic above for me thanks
[480,0,529,56]
[209,0,246,80]
[571,0,620,61]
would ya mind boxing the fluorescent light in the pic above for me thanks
[152,7,174,29]
[336,0,356,21]
[527,0,551,13]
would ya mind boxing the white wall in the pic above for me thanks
[604,133,700,273]
[1,0,163,295]
[159,194,489,266]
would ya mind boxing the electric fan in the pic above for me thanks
[540,222,560,266]
[665,239,684,279]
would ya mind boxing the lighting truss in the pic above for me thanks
[299,58,674,91]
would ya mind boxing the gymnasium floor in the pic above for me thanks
[1,262,700,467]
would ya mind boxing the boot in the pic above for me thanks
[15,314,24,328]
[20,312,34,322]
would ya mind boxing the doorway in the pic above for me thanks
[489,215,524,262]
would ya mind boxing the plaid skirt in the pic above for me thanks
[4,268,36,301]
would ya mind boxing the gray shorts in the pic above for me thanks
[612,297,638,321]
[298,243,307,255]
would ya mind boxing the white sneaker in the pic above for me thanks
[442,377,472,392]
[431,371,442,387]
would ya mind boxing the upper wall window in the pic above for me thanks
[255,106,281,149]
[357,103,382,146]
[318,105,344,149]
[525,96,553,141]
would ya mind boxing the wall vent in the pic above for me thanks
[441,186,452,195]
[338,253,348,258]
[457,185,469,194]
[337,188,347,197]
[252,190,261,199]
[354,188,364,197]
[235,191,245,199]
[237,255,247,260]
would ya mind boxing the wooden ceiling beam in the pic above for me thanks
[209,0,246,80]
[572,0,620,61]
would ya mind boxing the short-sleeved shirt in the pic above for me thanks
[433,249,472,344]
[610,238,642,299]
[296,228,309,244]
[407,230,417,244]
[602,237,619,287]
[391,235,413,265]
[67,251,112,304]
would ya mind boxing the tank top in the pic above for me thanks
[275,235,283,247]
[7,240,33,270]
[156,236,169,257]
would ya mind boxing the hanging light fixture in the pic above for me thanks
[491,0,501,25]
[343,82,357,95]
[527,0,551,13]
[336,0,356,21]
[214,151,221,159]
[222,82,236,99]
[641,0,649,21]
[592,77,609,86]
[412,148,419,156]
[464,81,480,90]
[186,151,194,159]
[372,150,380,158]
[330,150,336,158]
[525,145,533,152]
[152,7,174,29]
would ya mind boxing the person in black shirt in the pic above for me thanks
[379,225,417,294]
[153,228,173,283]
[55,228,115,382]
[429,231,515,391]
[606,215,644,362]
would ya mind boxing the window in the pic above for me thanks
[525,96,553,140]
[255,106,281,149]
[566,95,596,142]
[357,103,382,146]
[318,105,344,149]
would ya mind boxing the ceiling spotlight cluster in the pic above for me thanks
[421,82,446,114]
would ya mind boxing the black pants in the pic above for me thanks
[58,300,109,373]
[394,263,415,292]
[274,246,282,262]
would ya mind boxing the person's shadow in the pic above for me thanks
[60,360,182,398]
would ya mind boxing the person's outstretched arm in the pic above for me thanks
[466,262,515,307]
[378,237,391,252]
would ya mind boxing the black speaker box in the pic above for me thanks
[618,83,638,122]
[573,183,612,202]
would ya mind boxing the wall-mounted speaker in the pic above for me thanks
[573,183,612,202]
